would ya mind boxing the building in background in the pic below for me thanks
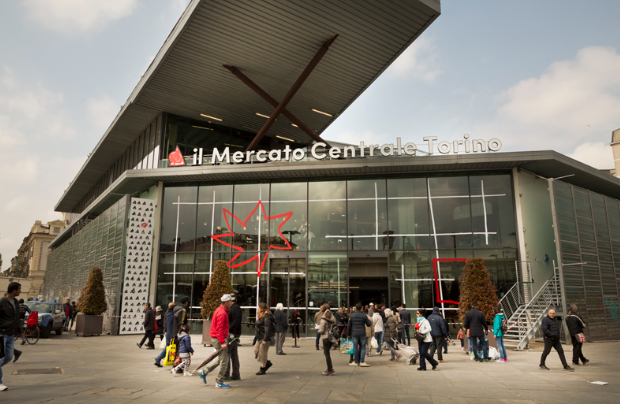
[608,128,620,177]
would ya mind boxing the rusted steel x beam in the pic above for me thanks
[241,35,338,152]
[223,65,333,149]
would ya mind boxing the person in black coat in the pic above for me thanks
[254,302,275,375]
[137,303,155,349]
[154,302,176,367]
[428,307,448,362]
[463,302,489,362]
[224,292,242,380]
[539,309,573,371]
[154,306,165,341]
[347,304,372,366]
[399,304,412,346]
[289,309,302,341]
[274,303,288,355]
[565,304,589,366]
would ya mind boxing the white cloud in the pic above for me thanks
[87,96,119,133]
[171,0,190,15]
[475,46,620,155]
[333,130,392,147]
[22,0,138,34]
[388,36,442,82]
[567,141,614,170]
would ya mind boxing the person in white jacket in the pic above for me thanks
[372,309,384,355]
[416,309,439,371]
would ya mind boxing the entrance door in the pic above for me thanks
[269,258,307,335]
[348,257,389,307]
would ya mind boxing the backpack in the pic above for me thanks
[323,319,340,343]
[500,316,507,334]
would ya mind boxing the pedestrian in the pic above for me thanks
[63,298,73,331]
[335,307,347,339]
[254,302,275,375]
[347,305,371,366]
[565,304,589,366]
[378,303,386,349]
[539,309,574,371]
[393,306,403,344]
[18,299,30,346]
[154,302,176,367]
[317,303,336,375]
[198,294,235,387]
[399,304,411,346]
[289,309,301,342]
[428,307,448,363]
[154,306,164,341]
[171,324,193,376]
[70,302,78,330]
[314,305,327,350]
[442,315,449,354]
[274,303,288,355]
[457,326,465,351]
[384,309,402,362]
[416,309,438,371]
[364,308,374,357]
[224,290,242,381]
[372,307,384,355]
[492,306,507,362]
[172,297,189,338]
[136,302,155,349]
[0,282,23,391]
[463,302,490,362]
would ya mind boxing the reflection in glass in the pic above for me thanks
[196,185,233,252]
[232,184,270,251]
[309,181,346,250]
[389,251,433,309]
[387,178,430,250]
[348,180,388,250]
[160,186,198,252]
[435,250,474,308]
[308,253,347,308]
[428,176,472,249]
[270,183,307,251]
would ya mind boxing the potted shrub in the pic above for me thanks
[76,267,108,336]
[458,257,499,324]
[200,260,234,345]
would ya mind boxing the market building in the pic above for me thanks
[42,0,620,345]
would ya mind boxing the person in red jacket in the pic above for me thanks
[198,294,234,388]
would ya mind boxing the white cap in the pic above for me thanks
[369,303,374,306]
[221,294,233,302]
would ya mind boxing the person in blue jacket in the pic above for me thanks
[171,324,194,376]
[492,306,507,362]
[154,302,176,367]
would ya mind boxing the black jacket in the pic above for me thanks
[0,297,21,336]
[143,308,155,331]
[400,309,411,325]
[154,310,164,334]
[463,308,488,337]
[347,310,372,338]
[428,312,448,338]
[228,302,242,336]
[378,309,386,325]
[565,313,586,337]
[172,304,187,336]
[275,310,288,332]
[334,312,347,326]
[542,315,561,340]
[255,312,276,343]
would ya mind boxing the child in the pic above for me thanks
[457,327,464,350]
[171,324,193,376]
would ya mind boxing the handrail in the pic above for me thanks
[499,282,521,320]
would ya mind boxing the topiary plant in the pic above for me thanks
[201,260,234,319]
[77,267,108,315]
[458,258,499,323]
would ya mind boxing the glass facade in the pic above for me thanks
[157,172,518,334]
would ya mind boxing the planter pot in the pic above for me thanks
[202,319,212,346]
[76,314,104,336]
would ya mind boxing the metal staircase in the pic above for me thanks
[499,271,562,350]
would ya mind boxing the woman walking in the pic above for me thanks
[384,309,402,362]
[372,308,384,355]
[254,302,275,375]
[493,306,507,362]
[364,308,374,357]
[317,304,336,375]
[154,305,165,342]
[416,309,438,371]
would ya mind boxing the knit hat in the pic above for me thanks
[433,306,439,312]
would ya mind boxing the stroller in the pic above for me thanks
[395,339,419,365]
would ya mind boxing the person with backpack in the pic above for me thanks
[254,302,275,375]
[565,304,589,367]
[492,306,507,362]
[317,304,336,375]
[154,302,176,367]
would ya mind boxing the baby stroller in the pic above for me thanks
[395,339,419,365]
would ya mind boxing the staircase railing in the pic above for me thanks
[499,282,522,321]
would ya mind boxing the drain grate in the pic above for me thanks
[13,368,64,375]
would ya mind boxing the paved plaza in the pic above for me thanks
[2,333,619,404]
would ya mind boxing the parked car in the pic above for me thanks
[24,301,66,338]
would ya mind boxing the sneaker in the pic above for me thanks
[183,371,192,377]
[539,365,550,371]
[216,382,231,388]
[563,366,575,372]
[349,362,357,366]
[360,363,370,367]
[395,354,402,362]
[432,364,438,370]
[0,384,7,391]
[170,368,176,376]
[572,362,580,366]
[13,351,22,363]
[582,359,590,365]
[198,369,208,384]
[388,358,396,362]
[321,370,334,376]
[154,362,163,368]
[495,359,501,363]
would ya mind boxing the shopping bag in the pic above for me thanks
[162,341,177,366]
[576,333,586,343]
[339,338,353,354]
[489,346,500,360]
[159,338,167,350]
[371,337,378,349]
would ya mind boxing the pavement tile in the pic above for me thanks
[396,395,433,404]
[328,391,364,401]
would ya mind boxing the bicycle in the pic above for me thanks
[24,324,40,345]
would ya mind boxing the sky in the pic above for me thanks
[1,0,620,270]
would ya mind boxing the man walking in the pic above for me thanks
[154,302,175,367]
[463,302,490,362]
[224,291,241,381]
[565,304,589,366]
[63,298,74,331]
[399,304,411,346]
[540,309,574,371]
[199,294,234,388]
[428,307,448,363]
[274,303,288,355]
[348,303,372,366]
[173,297,189,337]
[0,282,23,391]
[136,303,155,349]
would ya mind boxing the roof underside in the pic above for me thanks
[55,0,441,212]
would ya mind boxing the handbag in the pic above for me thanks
[414,331,426,343]
[576,333,586,343]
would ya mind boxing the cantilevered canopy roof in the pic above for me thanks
[55,0,441,212]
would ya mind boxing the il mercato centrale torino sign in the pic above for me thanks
[168,135,502,166]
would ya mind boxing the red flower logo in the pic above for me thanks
[211,201,293,276]
[168,146,186,166]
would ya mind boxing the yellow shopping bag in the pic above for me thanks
[162,341,177,366]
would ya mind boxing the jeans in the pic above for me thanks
[207,338,229,384]
[570,336,586,364]
[322,339,333,370]
[429,336,444,361]
[374,332,383,354]
[470,335,488,360]
[443,338,448,353]
[64,316,71,331]
[386,340,398,359]
[380,330,385,347]
[352,335,367,363]
[467,337,472,354]
[403,326,410,345]
[496,337,507,360]
[315,332,321,349]
[540,338,568,367]
[69,316,75,330]
[155,334,172,364]
[418,341,437,370]
[0,334,15,384]
[225,334,240,379]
